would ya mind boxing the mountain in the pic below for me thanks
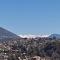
[19,34,49,38]
[19,34,60,39]
[1,27,60,41]
[0,27,20,41]
[49,34,60,39]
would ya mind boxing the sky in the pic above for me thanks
[0,0,60,35]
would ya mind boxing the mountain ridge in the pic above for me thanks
[0,27,20,41]
[19,34,60,39]
[19,34,50,38]
[49,34,60,39]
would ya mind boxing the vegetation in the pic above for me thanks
[0,37,60,60]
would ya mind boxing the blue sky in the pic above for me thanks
[0,0,60,35]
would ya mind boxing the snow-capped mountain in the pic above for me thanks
[19,34,49,38]
[19,34,60,39]
[49,34,60,39]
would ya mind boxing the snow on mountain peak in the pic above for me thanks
[19,34,49,38]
